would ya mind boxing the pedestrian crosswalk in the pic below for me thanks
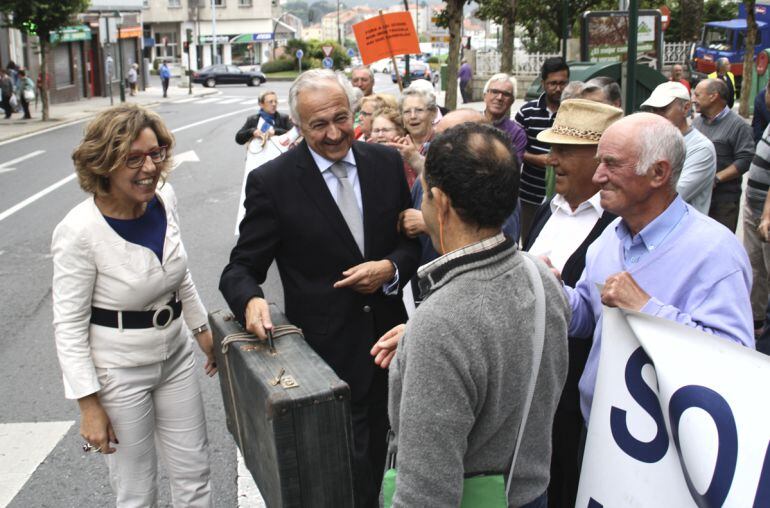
[170,95,286,107]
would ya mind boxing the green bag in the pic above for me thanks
[544,164,556,199]
[381,254,546,508]
[382,468,507,507]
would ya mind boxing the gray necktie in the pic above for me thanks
[329,161,364,254]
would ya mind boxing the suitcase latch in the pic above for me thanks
[269,369,300,389]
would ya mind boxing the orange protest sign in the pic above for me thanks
[352,11,420,66]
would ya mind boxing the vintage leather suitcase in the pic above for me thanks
[210,307,355,508]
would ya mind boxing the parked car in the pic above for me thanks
[192,64,266,87]
[391,59,431,83]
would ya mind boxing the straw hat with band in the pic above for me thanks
[537,98,624,145]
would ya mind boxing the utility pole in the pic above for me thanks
[337,0,341,44]
[211,0,219,64]
[402,0,411,88]
[625,0,639,114]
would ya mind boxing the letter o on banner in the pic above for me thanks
[669,385,738,508]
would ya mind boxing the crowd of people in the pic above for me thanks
[51,56,765,507]
[1,60,35,119]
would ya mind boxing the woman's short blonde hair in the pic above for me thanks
[371,107,406,136]
[72,104,174,196]
[361,93,398,113]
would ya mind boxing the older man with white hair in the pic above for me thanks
[551,112,754,425]
[641,81,716,214]
[483,73,526,163]
[220,69,421,507]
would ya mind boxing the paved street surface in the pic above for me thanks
[0,72,398,507]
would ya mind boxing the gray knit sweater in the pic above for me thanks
[387,237,569,507]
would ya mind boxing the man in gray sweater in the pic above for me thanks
[692,78,755,231]
[378,123,569,507]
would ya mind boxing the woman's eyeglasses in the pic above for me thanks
[125,146,167,169]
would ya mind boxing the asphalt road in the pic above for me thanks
[0,72,398,507]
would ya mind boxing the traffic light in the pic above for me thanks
[186,28,193,44]
[183,41,189,53]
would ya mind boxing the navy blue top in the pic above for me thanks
[104,196,166,262]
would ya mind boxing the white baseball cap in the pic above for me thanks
[641,81,691,109]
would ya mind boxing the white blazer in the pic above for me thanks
[52,183,208,400]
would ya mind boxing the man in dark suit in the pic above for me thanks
[220,69,421,507]
[523,98,622,508]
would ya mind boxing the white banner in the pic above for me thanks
[577,308,770,507]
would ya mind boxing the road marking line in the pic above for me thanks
[0,107,254,223]
[0,150,45,174]
[0,173,77,222]
[240,98,261,105]
[218,97,245,104]
[237,449,266,507]
[195,97,224,104]
[0,118,89,147]
[0,421,74,507]
[171,149,200,169]
[172,97,203,104]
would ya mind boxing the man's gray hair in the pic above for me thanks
[585,76,621,105]
[704,78,730,104]
[483,73,517,97]
[351,65,374,80]
[561,81,584,101]
[632,113,686,191]
[398,86,438,113]
[288,69,356,125]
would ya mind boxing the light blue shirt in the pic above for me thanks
[565,195,754,422]
[308,147,363,211]
[617,196,687,265]
[308,146,399,294]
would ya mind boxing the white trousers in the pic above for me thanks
[96,340,212,507]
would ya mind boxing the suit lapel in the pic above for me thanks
[296,141,364,259]
[354,142,376,260]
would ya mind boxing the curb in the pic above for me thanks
[0,89,219,144]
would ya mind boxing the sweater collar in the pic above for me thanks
[418,232,515,298]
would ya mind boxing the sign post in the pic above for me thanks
[296,48,304,73]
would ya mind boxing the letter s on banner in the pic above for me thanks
[610,347,669,463]
[669,385,737,508]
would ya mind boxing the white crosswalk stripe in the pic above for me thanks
[0,421,75,507]
[196,97,227,104]
[240,98,262,105]
[218,97,246,104]
[171,97,204,104]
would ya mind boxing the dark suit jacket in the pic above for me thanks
[220,140,421,403]
[524,196,617,412]
[235,111,294,145]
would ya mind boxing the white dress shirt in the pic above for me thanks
[529,192,604,272]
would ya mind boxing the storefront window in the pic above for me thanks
[155,32,178,59]
[231,43,260,66]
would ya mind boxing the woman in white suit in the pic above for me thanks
[52,104,216,507]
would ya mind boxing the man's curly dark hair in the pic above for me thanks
[424,122,520,229]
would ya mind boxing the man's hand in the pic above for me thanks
[759,216,770,242]
[78,394,118,455]
[245,297,273,339]
[539,255,562,283]
[333,260,395,294]
[523,152,549,170]
[398,208,427,238]
[601,272,651,311]
[370,323,405,369]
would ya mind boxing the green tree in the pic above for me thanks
[0,0,89,121]
[435,0,467,109]
[740,0,757,118]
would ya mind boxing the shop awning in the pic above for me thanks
[230,33,274,44]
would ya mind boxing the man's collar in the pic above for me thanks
[551,192,603,215]
[615,195,687,249]
[307,145,356,173]
[485,110,508,126]
[702,105,731,123]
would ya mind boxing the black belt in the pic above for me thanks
[748,179,770,192]
[90,297,182,330]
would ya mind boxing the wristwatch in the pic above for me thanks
[192,323,209,336]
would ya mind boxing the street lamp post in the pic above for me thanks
[211,0,219,64]
[337,0,341,44]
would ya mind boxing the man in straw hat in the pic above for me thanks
[641,81,716,215]
[549,112,753,433]
[523,98,622,508]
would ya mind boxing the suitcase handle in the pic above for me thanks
[220,324,304,354]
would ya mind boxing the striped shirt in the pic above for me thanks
[514,93,557,205]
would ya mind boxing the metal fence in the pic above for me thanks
[475,51,561,76]
[663,41,691,65]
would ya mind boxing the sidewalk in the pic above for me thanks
[0,79,217,143]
